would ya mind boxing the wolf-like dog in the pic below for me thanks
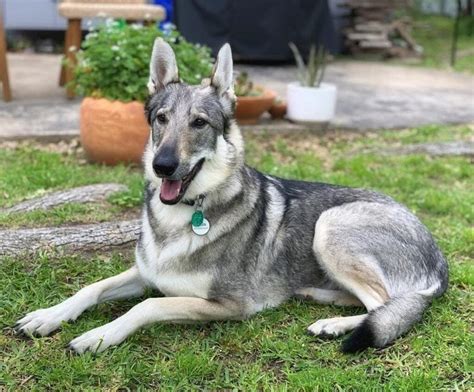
[16,39,448,354]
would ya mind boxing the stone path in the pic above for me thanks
[376,140,474,157]
[0,53,473,141]
[240,61,474,129]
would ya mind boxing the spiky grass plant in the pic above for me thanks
[289,42,327,88]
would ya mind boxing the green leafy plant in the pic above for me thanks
[234,71,262,97]
[289,42,327,87]
[72,20,213,102]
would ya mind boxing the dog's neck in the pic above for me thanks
[180,194,204,207]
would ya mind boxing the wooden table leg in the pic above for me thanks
[0,12,11,101]
[59,27,70,86]
[64,18,82,99]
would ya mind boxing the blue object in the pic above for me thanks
[153,0,173,26]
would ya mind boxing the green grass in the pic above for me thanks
[0,146,144,226]
[1,124,473,390]
[0,203,126,228]
[410,12,474,74]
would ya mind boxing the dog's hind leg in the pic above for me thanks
[307,204,392,340]
[15,266,146,337]
[304,270,385,340]
[308,201,448,352]
[295,287,362,307]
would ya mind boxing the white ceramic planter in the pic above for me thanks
[286,82,337,123]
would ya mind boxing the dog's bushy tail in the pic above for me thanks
[342,288,440,353]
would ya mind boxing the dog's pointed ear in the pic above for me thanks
[148,38,179,94]
[211,43,234,97]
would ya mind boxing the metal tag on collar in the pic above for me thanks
[191,195,210,236]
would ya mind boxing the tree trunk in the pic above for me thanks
[0,220,141,258]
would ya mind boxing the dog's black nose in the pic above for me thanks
[153,154,179,177]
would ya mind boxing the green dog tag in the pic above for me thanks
[191,210,204,227]
[190,195,209,236]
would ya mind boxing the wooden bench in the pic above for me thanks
[58,0,165,98]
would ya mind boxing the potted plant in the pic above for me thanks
[234,71,276,125]
[72,20,213,165]
[286,43,337,123]
[268,97,287,119]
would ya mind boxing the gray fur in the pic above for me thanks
[367,293,430,347]
[138,40,448,350]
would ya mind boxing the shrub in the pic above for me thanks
[72,20,214,102]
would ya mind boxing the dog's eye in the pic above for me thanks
[192,118,207,128]
[156,114,167,124]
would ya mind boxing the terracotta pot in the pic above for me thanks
[268,101,287,119]
[80,97,149,165]
[235,88,276,125]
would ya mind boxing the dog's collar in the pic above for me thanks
[181,194,205,207]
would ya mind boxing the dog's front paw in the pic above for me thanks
[68,321,128,354]
[15,306,69,337]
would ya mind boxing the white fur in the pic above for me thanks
[155,272,212,298]
[152,196,194,229]
[186,134,236,199]
[15,267,145,337]
[417,283,441,297]
[251,183,285,285]
[143,134,161,188]
[69,296,237,353]
[136,208,214,298]
[265,183,285,237]
[295,287,362,307]
[307,315,367,337]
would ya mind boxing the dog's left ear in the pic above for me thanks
[148,38,180,94]
[211,43,234,97]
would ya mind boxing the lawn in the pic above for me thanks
[410,12,474,74]
[1,124,473,390]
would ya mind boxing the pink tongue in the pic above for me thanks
[160,179,182,202]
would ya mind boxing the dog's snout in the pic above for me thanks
[153,153,179,177]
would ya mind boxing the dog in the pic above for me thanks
[15,39,448,354]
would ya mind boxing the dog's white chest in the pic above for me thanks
[136,211,213,298]
[154,271,212,298]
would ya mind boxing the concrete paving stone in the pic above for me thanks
[377,140,474,157]
[0,53,473,141]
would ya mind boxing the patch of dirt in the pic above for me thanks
[246,129,374,168]
[0,137,87,163]
[0,203,142,230]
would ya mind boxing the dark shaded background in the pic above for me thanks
[174,0,337,62]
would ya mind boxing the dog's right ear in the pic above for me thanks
[148,38,179,94]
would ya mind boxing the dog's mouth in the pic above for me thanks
[159,158,205,205]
